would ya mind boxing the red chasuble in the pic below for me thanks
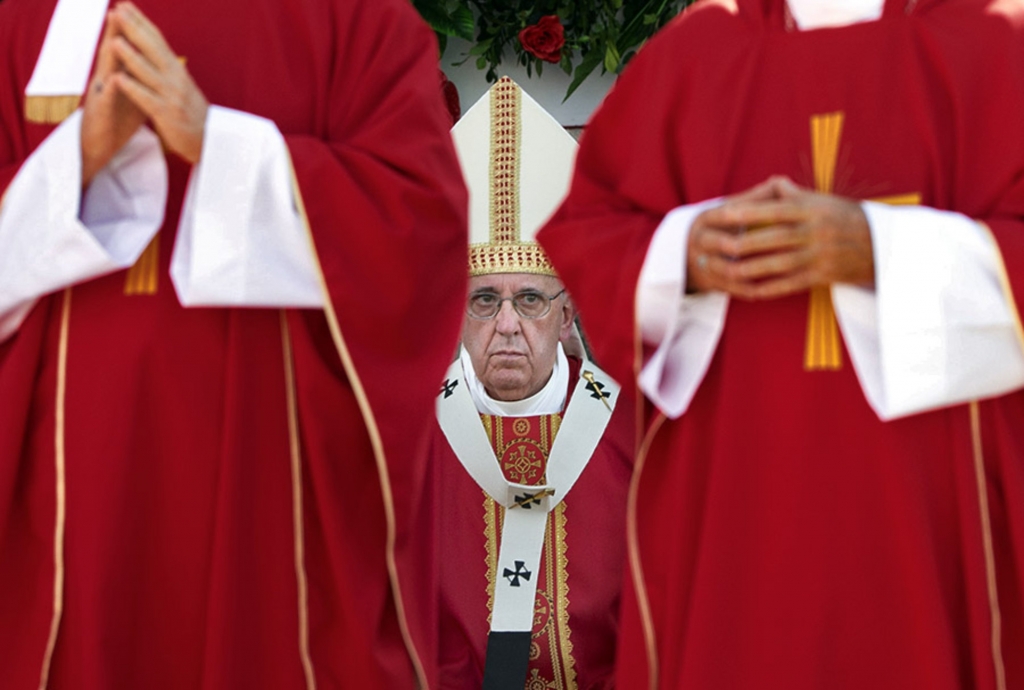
[0,0,467,688]
[539,0,1024,687]
[432,357,634,689]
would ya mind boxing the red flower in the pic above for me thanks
[518,15,565,63]
[439,70,461,126]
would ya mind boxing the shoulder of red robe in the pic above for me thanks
[24,0,108,124]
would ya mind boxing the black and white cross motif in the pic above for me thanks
[440,378,458,399]
[513,492,542,509]
[503,561,532,587]
[585,378,609,402]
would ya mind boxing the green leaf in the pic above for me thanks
[604,42,621,73]
[452,5,475,41]
[564,49,603,101]
[476,55,487,70]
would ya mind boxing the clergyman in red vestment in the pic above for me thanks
[0,0,467,688]
[538,0,1024,687]
[430,78,634,690]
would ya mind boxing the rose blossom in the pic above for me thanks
[518,15,565,63]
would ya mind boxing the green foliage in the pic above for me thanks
[413,0,695,100]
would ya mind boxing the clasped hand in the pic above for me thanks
[686,176,874,299]
[81,1,208,186]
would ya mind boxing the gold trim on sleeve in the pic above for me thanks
[969,401,1007,690]
[38,288,71,690]
[287,165,428,688]
[280,312,317,690]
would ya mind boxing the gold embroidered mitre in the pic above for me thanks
[451,77,578,276]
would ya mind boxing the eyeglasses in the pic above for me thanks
[467,288,566,320]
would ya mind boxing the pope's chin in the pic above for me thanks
[482,363,532,400]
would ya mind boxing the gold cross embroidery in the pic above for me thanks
[124,234,160,295]
[803,113,920,370]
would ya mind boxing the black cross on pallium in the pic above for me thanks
[514,492,542,509]
[440,379,458,399]
[503,560,531,587]
[585,379,607,401]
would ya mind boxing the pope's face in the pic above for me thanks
[462,273,575,402]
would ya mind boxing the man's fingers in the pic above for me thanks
[112,36,162,93]
[112,2,175,71]
[700,199,809,230]
[729,248,811,281]
[732,225,807,256]
[112,72,161,120]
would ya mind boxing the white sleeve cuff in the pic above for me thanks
[636,200,729,418]
[833,202,1024,420]
[0,110,166,340]
[170,106,323,308]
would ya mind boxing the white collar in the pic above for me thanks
[788,0,885,30]
[460,343,569,416]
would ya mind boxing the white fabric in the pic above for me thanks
[171,106,323,307]
[834,203,1024,419]
[636,201,729,418]
[436,356,620,632]
[787,0,884,30]
[461,343,570,416]
[0,110,166,341]
[25,0,107,98]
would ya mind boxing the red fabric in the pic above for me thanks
[432,357,635,689]
[0,0,467,688]
[538,0,1024,687]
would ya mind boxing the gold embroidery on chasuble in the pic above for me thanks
[482,412,579,689]
[803,113,920,371]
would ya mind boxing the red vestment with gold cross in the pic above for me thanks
[539,0,1024,687]
[0,0,467,687]
[432,357,635,689]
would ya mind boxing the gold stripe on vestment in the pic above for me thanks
[969,401,1007,690]
[280,312,317,690]
[554,502,578,688]
[38,288,71,690]
[805,112,845,371]
[124,233,160,295]
[25,95,80,124]
[287,164,428,688]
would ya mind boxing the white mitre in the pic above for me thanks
[450,77,579,415]
[451,76,577,277]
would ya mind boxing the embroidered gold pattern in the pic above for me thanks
[513,418,531,437]
[124,233,160,295]
[482,413,578,687]
[470,77,555,277]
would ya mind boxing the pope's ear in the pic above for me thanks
[559,297,577,341]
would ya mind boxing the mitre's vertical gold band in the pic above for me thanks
[489,77,521,246]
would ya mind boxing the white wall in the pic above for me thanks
[440,37,617,130]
